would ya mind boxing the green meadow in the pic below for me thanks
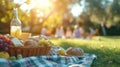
[51,36,120,67]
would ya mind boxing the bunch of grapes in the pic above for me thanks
[0,34,13,52]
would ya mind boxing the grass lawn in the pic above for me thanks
[50,36,120,67]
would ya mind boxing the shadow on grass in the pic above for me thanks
[101,36,120,39]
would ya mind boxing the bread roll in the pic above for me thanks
[24,40,38,46]
[66,47,84,56]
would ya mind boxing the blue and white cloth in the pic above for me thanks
[0,53,96,67]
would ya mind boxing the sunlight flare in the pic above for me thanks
[31,0,51,8]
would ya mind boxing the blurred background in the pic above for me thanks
[0,0,120,36]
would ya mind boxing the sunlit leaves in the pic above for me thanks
[43,13,63,29]
[111,0,120,15]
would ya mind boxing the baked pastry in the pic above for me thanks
[66,47,84,56]
[27,37,39,42]
[24,40,38,46]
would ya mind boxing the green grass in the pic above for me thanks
[50,36,120,67]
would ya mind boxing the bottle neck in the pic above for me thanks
[14,12,18,18]
[13,8,18,19]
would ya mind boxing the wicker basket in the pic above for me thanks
[8,45,51,58]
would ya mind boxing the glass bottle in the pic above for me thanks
[10,8,22,39]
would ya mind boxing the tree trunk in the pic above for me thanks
[100,22,106,36]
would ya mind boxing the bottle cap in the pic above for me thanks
[13,8,18,15]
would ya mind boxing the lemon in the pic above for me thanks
[57,49,66,55]
[0,52,10,59]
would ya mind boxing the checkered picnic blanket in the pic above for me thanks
[0,53,96,67]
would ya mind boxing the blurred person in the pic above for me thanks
[41,26,47,36]
[65,27,73,38]
[55,26,65,38]
[79,26,84,38]
[89,26,95,35]
[73,25,81,38]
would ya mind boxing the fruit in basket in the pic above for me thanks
[38,39,50,46]
[17,54,23,60]
[0,51,10,59]
[10,56,16,60]
[0,34,13,52]
[24,39,38,46]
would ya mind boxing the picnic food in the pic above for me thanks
[19,32,31,41]
[57,48,66,55]
[11,37,23,47]
[0,34,13,51]
[17,54,23,60]
[8,35,52,57]
[10,56,16,60]
[0,51,10,59]
[38,39,50,46]
[28,36,40,42]
[24,39,38,46]
[66,47,84,56]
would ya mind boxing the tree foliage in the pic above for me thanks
[0,0,120,35]
[83,0,120,27]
